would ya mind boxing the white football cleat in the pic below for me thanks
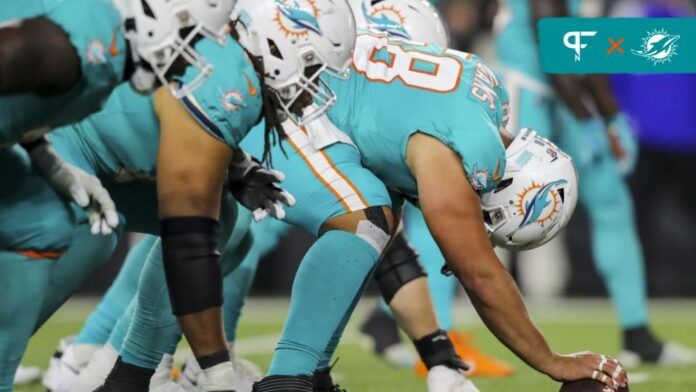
[150,354,185,392]
[426,365,479,392]
[177,353,201,391]
[618,342,696,367]
[230,357,262,392]
[179,346,262,392]
[72,343,118,392]
[14,366,42,385]
[199,361,236,392]
[42,337,99,392]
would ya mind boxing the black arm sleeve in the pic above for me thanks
[160,217,223,317]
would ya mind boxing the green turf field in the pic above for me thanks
[16,298,696,391]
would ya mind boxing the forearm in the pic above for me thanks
[458,264,554,374]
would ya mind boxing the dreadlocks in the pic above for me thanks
[237,44,287,167]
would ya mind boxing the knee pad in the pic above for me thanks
[374,232,426,304]
[160,217,223,317]
[354,206,391,254]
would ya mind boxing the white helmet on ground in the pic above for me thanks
[231,0,357,125]
[122,0,236,97]
[351,0,449,47]
[481,129,578,251]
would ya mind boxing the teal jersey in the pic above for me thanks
[0,0,127,145]
[53,37,262,182]
[325,32,508,201]
[176,38,263,147]
[0,0,61,19]
[51,85,159,182]
[50,38,262,231]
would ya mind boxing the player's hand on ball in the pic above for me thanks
[227,148,296,222]
[547,352,627,391]
[28,139,119,234]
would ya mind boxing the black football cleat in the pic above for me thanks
[253,375,313,392]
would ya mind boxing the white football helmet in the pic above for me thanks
[122,0,236,97]
[231,0,357,125]
[351,0,450,47]
[481,129,578,251]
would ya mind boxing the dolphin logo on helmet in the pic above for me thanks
[361,2,410,40]
[275,0,323,36]
[518,179,567,228]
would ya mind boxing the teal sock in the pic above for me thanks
[581,157,647,328]
[222,244,261,343]
[268,230,379,376]
[74,235,155,345]
[316,277,369,370]
[404,203,456,331]
[108,299,135,352]
[120,239,181,369]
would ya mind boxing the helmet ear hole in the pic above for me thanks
[482,210,493,226]
[267,39,283,60]
[141,0,155,18]
[557,187,565,203]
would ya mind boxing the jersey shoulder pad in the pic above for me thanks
[177,39,263,147]
[442,113,506,194]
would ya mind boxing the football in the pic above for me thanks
[560,379,630,392]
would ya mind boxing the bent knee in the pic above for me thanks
[320,206,395,254]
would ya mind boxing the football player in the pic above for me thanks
[352,0,515,378]
[0,0,354,389]
[0,0,236,232]
[301,28,626,391]
[7,0,356,389]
